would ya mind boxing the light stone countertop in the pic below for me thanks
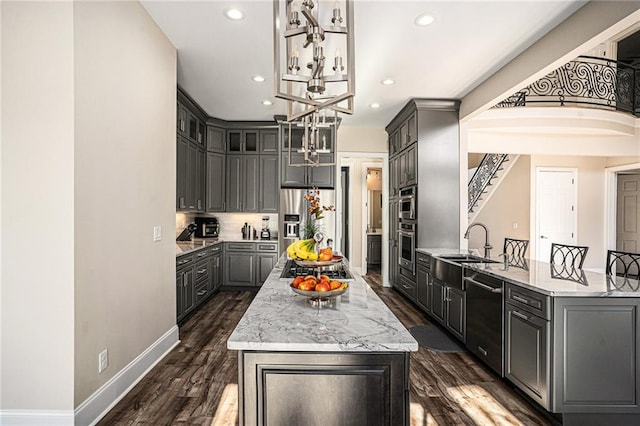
[417,247,640,297]
[176,237,278,256]
[227,255,419,352]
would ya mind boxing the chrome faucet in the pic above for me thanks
[464,222,493,259]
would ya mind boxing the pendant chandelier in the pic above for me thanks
[273,0,355,166]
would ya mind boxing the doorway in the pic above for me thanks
[364,166,383,275]
[535,168,578,261]
[340,166,350,258]
[616,173,640,253]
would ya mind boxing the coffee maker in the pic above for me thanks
[260,216,271,240]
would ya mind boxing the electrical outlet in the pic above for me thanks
[153,225,162,242]
[99,349,109,373]
[512,222,518,229]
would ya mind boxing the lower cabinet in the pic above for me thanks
[176,243,224,323]
[224,241,279,287]
[416,254,432,312]
[176,254,196,322]
[429,277,464,341]
[446,287,465,341]
[367,234,382,266]
[505,302,549,409]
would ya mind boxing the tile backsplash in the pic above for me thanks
[176,212,279,240]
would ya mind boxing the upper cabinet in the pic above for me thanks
[227,129,259,153]
[207,126,226,153]
[260,129,279,154]
[280,123,336,189]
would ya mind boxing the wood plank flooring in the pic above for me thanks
[98,273,554,425]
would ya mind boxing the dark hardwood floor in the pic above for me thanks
[98,272,553,425]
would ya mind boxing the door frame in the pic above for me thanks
[533,167,578,261]
[605,162,640,253]
[360,161,384,274]
[336,152,389,284]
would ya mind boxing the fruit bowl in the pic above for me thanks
[290,283,349,299]
[294,257,342,267]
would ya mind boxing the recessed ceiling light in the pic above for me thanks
[381,79,395,85]
[262,100,273,106]
[414,14,435,27]
[224,8,245,20]
[370,103,381,109]
[252,75,265,82]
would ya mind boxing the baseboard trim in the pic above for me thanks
[75,325,180,426]
[0,410,74,425]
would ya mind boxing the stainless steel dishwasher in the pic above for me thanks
[464,268,504,376]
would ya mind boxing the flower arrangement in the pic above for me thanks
[304,187,335,220]
[302,187,335,239]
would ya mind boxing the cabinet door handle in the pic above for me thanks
[180,197,185,209]
[197,290,207,296]
[477,346,488,356]
[512,310,528,321]
[512,294,529,304]
[197,269,207,274]
[197,252,207,258]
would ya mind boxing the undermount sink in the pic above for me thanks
[439,254,498,264]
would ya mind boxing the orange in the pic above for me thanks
[303,275,318,283]
[319,274,330,282]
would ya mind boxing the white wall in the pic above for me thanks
[1,1,76,412]
[73,1,176,406]
[337,126,387,152]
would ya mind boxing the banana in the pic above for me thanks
[286,241,298,259]
[295,240,311,260]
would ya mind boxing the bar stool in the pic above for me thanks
[606,250,640,280]
[550,243,589,269]
[504,238,529,268]
[504,238,529,258]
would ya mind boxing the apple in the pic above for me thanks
[315,282,331,292]
[329,280,341,290]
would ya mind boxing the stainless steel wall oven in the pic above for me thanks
[398,221,416,273]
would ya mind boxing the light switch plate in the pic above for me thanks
[153,226,162,242]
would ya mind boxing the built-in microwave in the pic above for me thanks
[399,187,416,221]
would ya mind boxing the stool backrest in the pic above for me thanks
[550,243,589,269]
[606,250,640,280]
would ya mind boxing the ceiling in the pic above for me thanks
[141,0,586,127]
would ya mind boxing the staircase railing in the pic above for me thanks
[468,153,508,213]
[494,55,640,117]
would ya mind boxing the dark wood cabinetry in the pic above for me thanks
[205,152,225,212]
[416,253,432,312]
[177,243,223,323]
[367,234,382,266]
[177,94,207,212]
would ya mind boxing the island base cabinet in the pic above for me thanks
[552,298,640,414]
[505,302,550,410]
[238,351,410,426]
[224,252,255,286]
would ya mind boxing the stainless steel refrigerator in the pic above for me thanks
[279,188,336,254]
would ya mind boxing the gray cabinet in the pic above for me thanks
[552,298,640,413]
[207,125,226,153]
[505,302,550,409]
[389,156,400,199]
[446,287,465,341]
[398,144,417,188]
[388,200,399,286]
[209,244,223,292]
[416,253,431,312]
[259,155,279,213]
[177,136,189,210]
[281,152,335,189]
[206,152,225,212]
[176,254,196,322]
[226,155,259,212]
[228,129,259,153]
[224,242,278,287]
[177,103,188,136]
[367,234,382,265]
[260,129,279,154]
[430,278,446,324]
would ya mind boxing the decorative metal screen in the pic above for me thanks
[494,56,639,117]
[468,154,508,213]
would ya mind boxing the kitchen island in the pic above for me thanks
[228,255,418,425]
[418,248,640,426]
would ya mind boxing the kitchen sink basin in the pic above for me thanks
[439,254,498,264]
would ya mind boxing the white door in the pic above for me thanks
[535,168,577,262]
